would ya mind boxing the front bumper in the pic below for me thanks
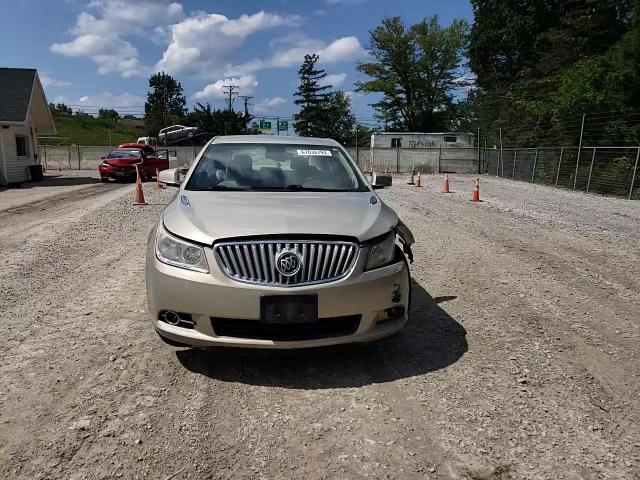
[145,233,410,349]
[98,165,137,180]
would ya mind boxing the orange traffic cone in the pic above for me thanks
[415,171,422,187]
[133,165,147,206]
[442,174,450,193]
[472,178,481,202]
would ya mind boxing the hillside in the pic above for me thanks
[40,115,145,146]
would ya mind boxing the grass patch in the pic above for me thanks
[40,115,144,146]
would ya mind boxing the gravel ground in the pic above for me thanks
[0,171,102,212]
[0,174,638,479]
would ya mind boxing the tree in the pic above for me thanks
[293,54,332,136]
[144,72,187,136]
[318,92,356,145]
[356,16,469,131]
[186,102,252,135]
[49,102,73,115]
[98,108,120,121]
[467,0,636,147]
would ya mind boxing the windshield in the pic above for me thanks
[186,143,368,192]
[107,150,141,159]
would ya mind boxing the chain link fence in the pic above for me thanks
[484,146,640,199]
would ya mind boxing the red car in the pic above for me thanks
[98,143,169,182]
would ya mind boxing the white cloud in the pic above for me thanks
[40,74,71,88]
[156,11,303,76]
[50,0,184,77]
[53,92,146,111]
[225,36,366,76]
[320,73,347,88]
[193,75,258,101]
[254,97,288,114]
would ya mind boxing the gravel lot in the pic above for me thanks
[0,173,638,479]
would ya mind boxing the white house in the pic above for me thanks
[0,68,56,185]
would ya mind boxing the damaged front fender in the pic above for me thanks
[396,219,415,263]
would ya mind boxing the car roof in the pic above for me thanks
[211,135,342,146]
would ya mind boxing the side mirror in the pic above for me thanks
[371,172,392,189]
[158,168,181,187]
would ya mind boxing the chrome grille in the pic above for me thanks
[214,240,359,286]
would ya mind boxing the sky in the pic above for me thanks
[1,0,473,129]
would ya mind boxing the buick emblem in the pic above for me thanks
[275,250,301,277]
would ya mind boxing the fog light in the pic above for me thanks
[374,306,405,323]
[159,311,195,329]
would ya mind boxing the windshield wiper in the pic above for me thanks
[247,185,344,192]
[188,185,249,191]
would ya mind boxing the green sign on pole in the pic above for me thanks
[259,119,272,130]
[277,120,288,132]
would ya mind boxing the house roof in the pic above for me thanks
[0,68,37,122]
[0,68,56,134]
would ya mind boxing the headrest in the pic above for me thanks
[231,154,252,170]
[291,157,310,170]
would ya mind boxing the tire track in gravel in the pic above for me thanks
[379,178,639,478]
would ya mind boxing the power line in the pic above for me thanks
[237,95,254,117]
[222,85,239,112]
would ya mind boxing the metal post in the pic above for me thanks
[276,117,280,136]
[531,148,539,182]
[573,113,586,190]
[77,145,81,170]
[108,129,112,148]
[555,147,564,187]
[586,148,597,192]
[629,147,640,200]
[43,144,47,170]
[484,140,488,174]
[438,146,442,174]
[354,125,359,167]
[395,143,400,173]
[499,127,503,177]
[68,144,72,170]
[512,148,517,179]
[477,127,481,174]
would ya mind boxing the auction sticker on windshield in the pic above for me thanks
[296,149,332,156]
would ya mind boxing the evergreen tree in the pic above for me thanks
[319,91,356,145]
[144,72,187,136]
[293,54,332,136]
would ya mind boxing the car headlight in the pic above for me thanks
[155,226,209,273]
[365,232,396,270]
[101,161,111,167]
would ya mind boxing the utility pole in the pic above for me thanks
[222,85,239,112]
[237,95,253,117]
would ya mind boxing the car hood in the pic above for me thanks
[162,190,399,245]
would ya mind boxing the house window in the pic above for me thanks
[391,138,402,148]
[444,135,457,143]
[16,135,29,157]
